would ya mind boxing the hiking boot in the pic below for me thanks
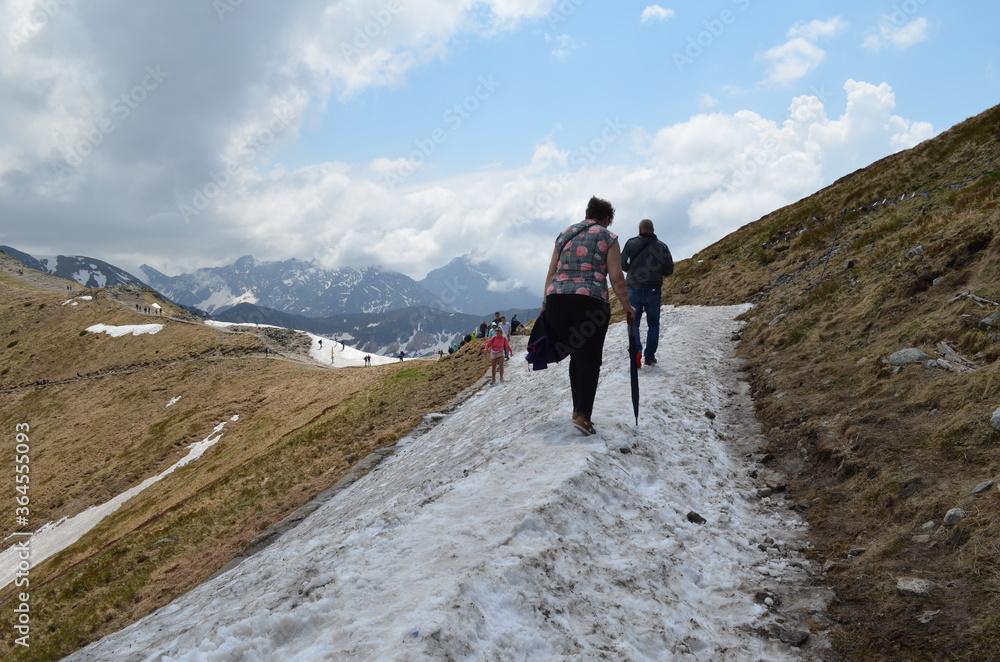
[644,356,657,366]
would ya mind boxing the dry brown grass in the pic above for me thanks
[666,103,1000,661]
[0,274,488,661]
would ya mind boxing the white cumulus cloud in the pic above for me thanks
[641,5,675,24]
[759,17,845,86]
[863,16,931,53]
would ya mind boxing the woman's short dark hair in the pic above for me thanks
[585,196,615,224]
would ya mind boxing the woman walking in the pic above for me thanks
[541,196,635,435]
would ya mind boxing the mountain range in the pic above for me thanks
[139,254,538,318]
[0,247,537,319]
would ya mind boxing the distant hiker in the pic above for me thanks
[484,328,513,384]
[479,321,488,338]
[493,311,502,326]
[540,195,634,436]
[364,354,371,366]
[499,316,511,358]
[510,314,521,335]
[398,351,405,362]
[487,322,499,339]
[621,218,674,367]
[319,339,323,348]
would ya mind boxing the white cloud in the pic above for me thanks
[641,5,675,24]
[758,17,845,86]
[189,80,935,282]
[546,32,582,60]
[863,16,930,53]
[759,37,827,86]
[788,17,847,40]
[698,93,719,110]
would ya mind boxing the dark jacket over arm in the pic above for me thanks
[621,233,674,288]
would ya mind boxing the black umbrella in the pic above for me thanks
[627,321,641,425]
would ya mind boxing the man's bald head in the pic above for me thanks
[639,218,654,233]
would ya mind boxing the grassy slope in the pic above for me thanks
[0,274,487,661]
[667,104,1000,660]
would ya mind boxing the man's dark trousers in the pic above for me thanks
[628,287,661,362]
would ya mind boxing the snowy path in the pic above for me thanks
[67,305,831,662]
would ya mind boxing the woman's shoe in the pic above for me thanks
[572,414,596,436]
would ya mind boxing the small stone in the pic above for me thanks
[686,511,707,524]
[906,245,924,258]
[943,508,967,526]
[619,447,632,454]
[779,629,810,647]
[911,535,932,544]
[848,547,868,557]
[704,410,716,420]
[922,520,937,530]
[980,311,1000,330]
[823,560,841,573]
[757,487,774,498]
[971,480,995,494]
[897,577,937,596]
[991,408,1000,432]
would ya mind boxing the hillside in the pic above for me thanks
[665,103,1000,659]
[0,261,489,661]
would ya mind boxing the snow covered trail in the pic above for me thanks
[67,305,831,662]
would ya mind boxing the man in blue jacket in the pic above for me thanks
[621,218,674,366]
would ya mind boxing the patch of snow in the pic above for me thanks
[167,396,182,408]
[86,323,164,337]
[0,416,239,591]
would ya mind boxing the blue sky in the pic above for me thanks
[0,0,997,292]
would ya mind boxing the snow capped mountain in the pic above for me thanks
[139,256,444,317]
[418,255,538,315]
[0,245,149,289]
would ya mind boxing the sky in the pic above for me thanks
[67,305,835,661]
[1,0,997,291]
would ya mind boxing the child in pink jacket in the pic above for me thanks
[483,328,513,384]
